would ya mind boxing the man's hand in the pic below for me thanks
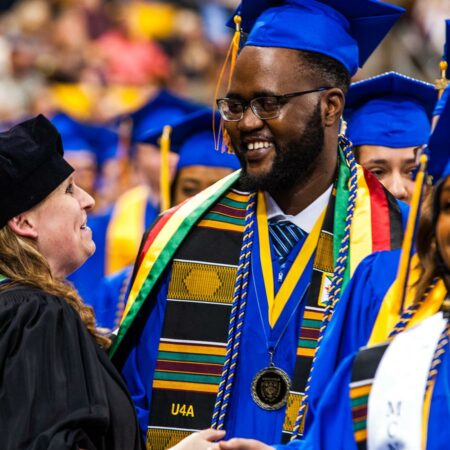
[168,429,226,450]
[215,438,275,450]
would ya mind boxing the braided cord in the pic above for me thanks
[211,192,256,429]
[388,278,440,340]
[291,138,358,440]
[426,322,450,392]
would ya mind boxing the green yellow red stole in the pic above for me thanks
[111,144,404,449]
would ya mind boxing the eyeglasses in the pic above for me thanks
[216,87,332,121]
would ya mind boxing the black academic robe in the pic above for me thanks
[0,285,143,450]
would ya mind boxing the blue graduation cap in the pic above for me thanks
[51,112,119,169]
[231,0,405,76]
[142,108,240,171]
[129,89,205,144]
[344,72,437,148]
[428,91,450,181]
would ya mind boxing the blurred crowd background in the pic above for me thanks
[0,0,448,125]
[0,0,448,210]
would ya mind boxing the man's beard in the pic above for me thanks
[238,102,325,193]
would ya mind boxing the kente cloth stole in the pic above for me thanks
[280,191,336,443]
[146,189,249,450]
[146,191,336,449]
[349,343,389,450]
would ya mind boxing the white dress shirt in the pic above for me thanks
[264,184,333,233]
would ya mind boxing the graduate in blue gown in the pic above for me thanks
[106,91,205,274]
[95,109,240,333]
[111,1,407,448]
[288,180,450,450]
[51,113,119,309]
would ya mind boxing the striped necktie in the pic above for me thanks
[268,219,307,268]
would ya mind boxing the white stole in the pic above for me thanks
[367,312,446,450]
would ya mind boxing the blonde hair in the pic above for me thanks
[0,225,110,349]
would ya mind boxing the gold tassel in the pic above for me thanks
[395,154,428,313]
[160,125,172,211]
[435,60,449,98]
[213,14,242,152]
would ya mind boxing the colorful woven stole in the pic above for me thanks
[111,141,404,448]
[349,343,389,449]
[145,189,249,449]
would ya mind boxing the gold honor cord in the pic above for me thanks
[395,154,428,314]
[256,192,326,327]
[160,124,172,212]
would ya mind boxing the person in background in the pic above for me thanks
[143,108,241,205]
[111,0,407,448]
[51,111,119,311]
[95,108,240,333]
[344,71,437,204]
[106,89,204,275]
[215,171,449,449]
[0,114,143,450]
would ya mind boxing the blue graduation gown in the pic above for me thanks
[281,341,450,450]
[68,209,112,306]
[94,265,133,331]
[303,249,401,433]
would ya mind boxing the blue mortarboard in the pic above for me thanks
[428,91,450,181]
[142,108,241,171]
[344,72,437,148]
[130,89,205,143]
[51,112,119,169]
[231,0,404,76]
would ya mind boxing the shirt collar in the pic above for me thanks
[264,184,333,233]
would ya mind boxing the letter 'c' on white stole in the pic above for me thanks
[367,312,447,450]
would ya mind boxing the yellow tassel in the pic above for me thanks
[395,154,428,313]
[160,125,172,211]
[213,14,242,151]
[435,60,449,98]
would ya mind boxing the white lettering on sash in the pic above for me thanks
[367,312,446,450]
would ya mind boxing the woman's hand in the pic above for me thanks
[168,428,226,450]
[214,438,275,450]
